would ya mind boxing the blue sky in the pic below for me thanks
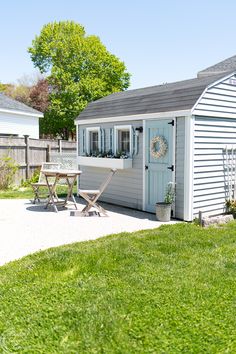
[1,0,236,89]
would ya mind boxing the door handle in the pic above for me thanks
[167,165,174,172]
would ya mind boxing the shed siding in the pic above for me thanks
[78,121,143,209]
[193,74,236,119]
[175,117,185,219]
[0,112,39,138]
[193,116,236,217]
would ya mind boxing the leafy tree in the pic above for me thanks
[28,21,130,139]
[4,84,31,106]
[3,73,45,108]
[0,82,11,92]
[29,78,49,112]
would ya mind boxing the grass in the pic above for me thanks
[0,185,77,199]
[0,223,236,353]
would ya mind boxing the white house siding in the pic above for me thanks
[78,120,143,210]
[0,111,39,138]
[193,74,236,119]
[175,117,185,219]
[193,116,236,218]
[191,73,236,218]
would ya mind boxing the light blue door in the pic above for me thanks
[145,119,174,212]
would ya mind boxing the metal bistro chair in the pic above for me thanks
[77,168,117,216]
[31,162,62,203]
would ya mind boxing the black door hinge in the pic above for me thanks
[145,165,148,170]
[168,120,175,126]
[167,165,174,172]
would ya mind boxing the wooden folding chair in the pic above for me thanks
[31,162,61,203]
[78,168,117,216]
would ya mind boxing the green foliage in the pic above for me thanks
[225,199,236,217]
[0,156,18,190]
[21,168,40,187]
[28,21,131,139]
[0,82,8,92]
[164,182,175,204]
[0,223,236,352]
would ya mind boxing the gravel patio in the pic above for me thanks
[0,199,178,266]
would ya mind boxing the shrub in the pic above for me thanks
[0,156,18,190]
[21,168,40,187]
[225,199,236,217]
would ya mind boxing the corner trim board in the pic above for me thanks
[184,115,194,221]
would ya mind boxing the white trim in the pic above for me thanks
[77,156,132,169]
[172,117,176,218]
[191,71,236,115]
[142,119,146,211]
[75,110,191,126]
[184,115,194,221]
[85,126,101,154]
[0,108,43,118]
[114,124,132,156]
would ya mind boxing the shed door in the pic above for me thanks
[145,119,174,212]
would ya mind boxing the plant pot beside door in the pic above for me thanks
[156,182,175,222]
[156,202,172,222]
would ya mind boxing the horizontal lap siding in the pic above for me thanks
[0,112,39,138]
[193,75,236,119]
[78,121,143,210]
[193,116,236,218]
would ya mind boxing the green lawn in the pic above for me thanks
[0,185,76,199]
[0,223,236,353]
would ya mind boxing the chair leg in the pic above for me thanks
[80,194,108,216]
[93,202,108,216]
[32,186,40,204]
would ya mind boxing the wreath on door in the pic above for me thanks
[150,136,168,159]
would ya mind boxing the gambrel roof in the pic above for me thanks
[198,55,236,78]
[76,72,232,121]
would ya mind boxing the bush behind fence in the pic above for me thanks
[0,136,76,184]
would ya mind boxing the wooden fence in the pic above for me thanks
[0,135,76,183]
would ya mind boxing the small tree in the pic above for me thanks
[0,156,18,190]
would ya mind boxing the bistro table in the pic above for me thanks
[41,169,82,213]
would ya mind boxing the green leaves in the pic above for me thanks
[28,21,131,139]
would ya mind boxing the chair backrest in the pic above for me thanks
[38,162,62,184]
[99,168,117,194]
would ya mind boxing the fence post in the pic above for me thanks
[46,144,51,162]
[24,135,30,180]
[58,139,62,153]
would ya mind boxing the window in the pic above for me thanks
[114,125,132,156]
[86,127,101,155]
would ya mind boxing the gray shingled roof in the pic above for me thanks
[76,72,231,121]
[198,55,236,78]
[0,93,43,115]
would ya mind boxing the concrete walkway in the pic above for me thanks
[0,199,178,266]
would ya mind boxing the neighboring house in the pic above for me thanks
[76,55,236,221]
[0,93,43,138]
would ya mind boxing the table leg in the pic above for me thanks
[45,175,58,213]
[63,176,78,209]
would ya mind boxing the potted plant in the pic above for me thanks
[156,182,175,222]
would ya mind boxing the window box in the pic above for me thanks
[78,156,133,169]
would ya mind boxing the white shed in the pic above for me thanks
[0,93,43,138]
[76,55,236,221]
